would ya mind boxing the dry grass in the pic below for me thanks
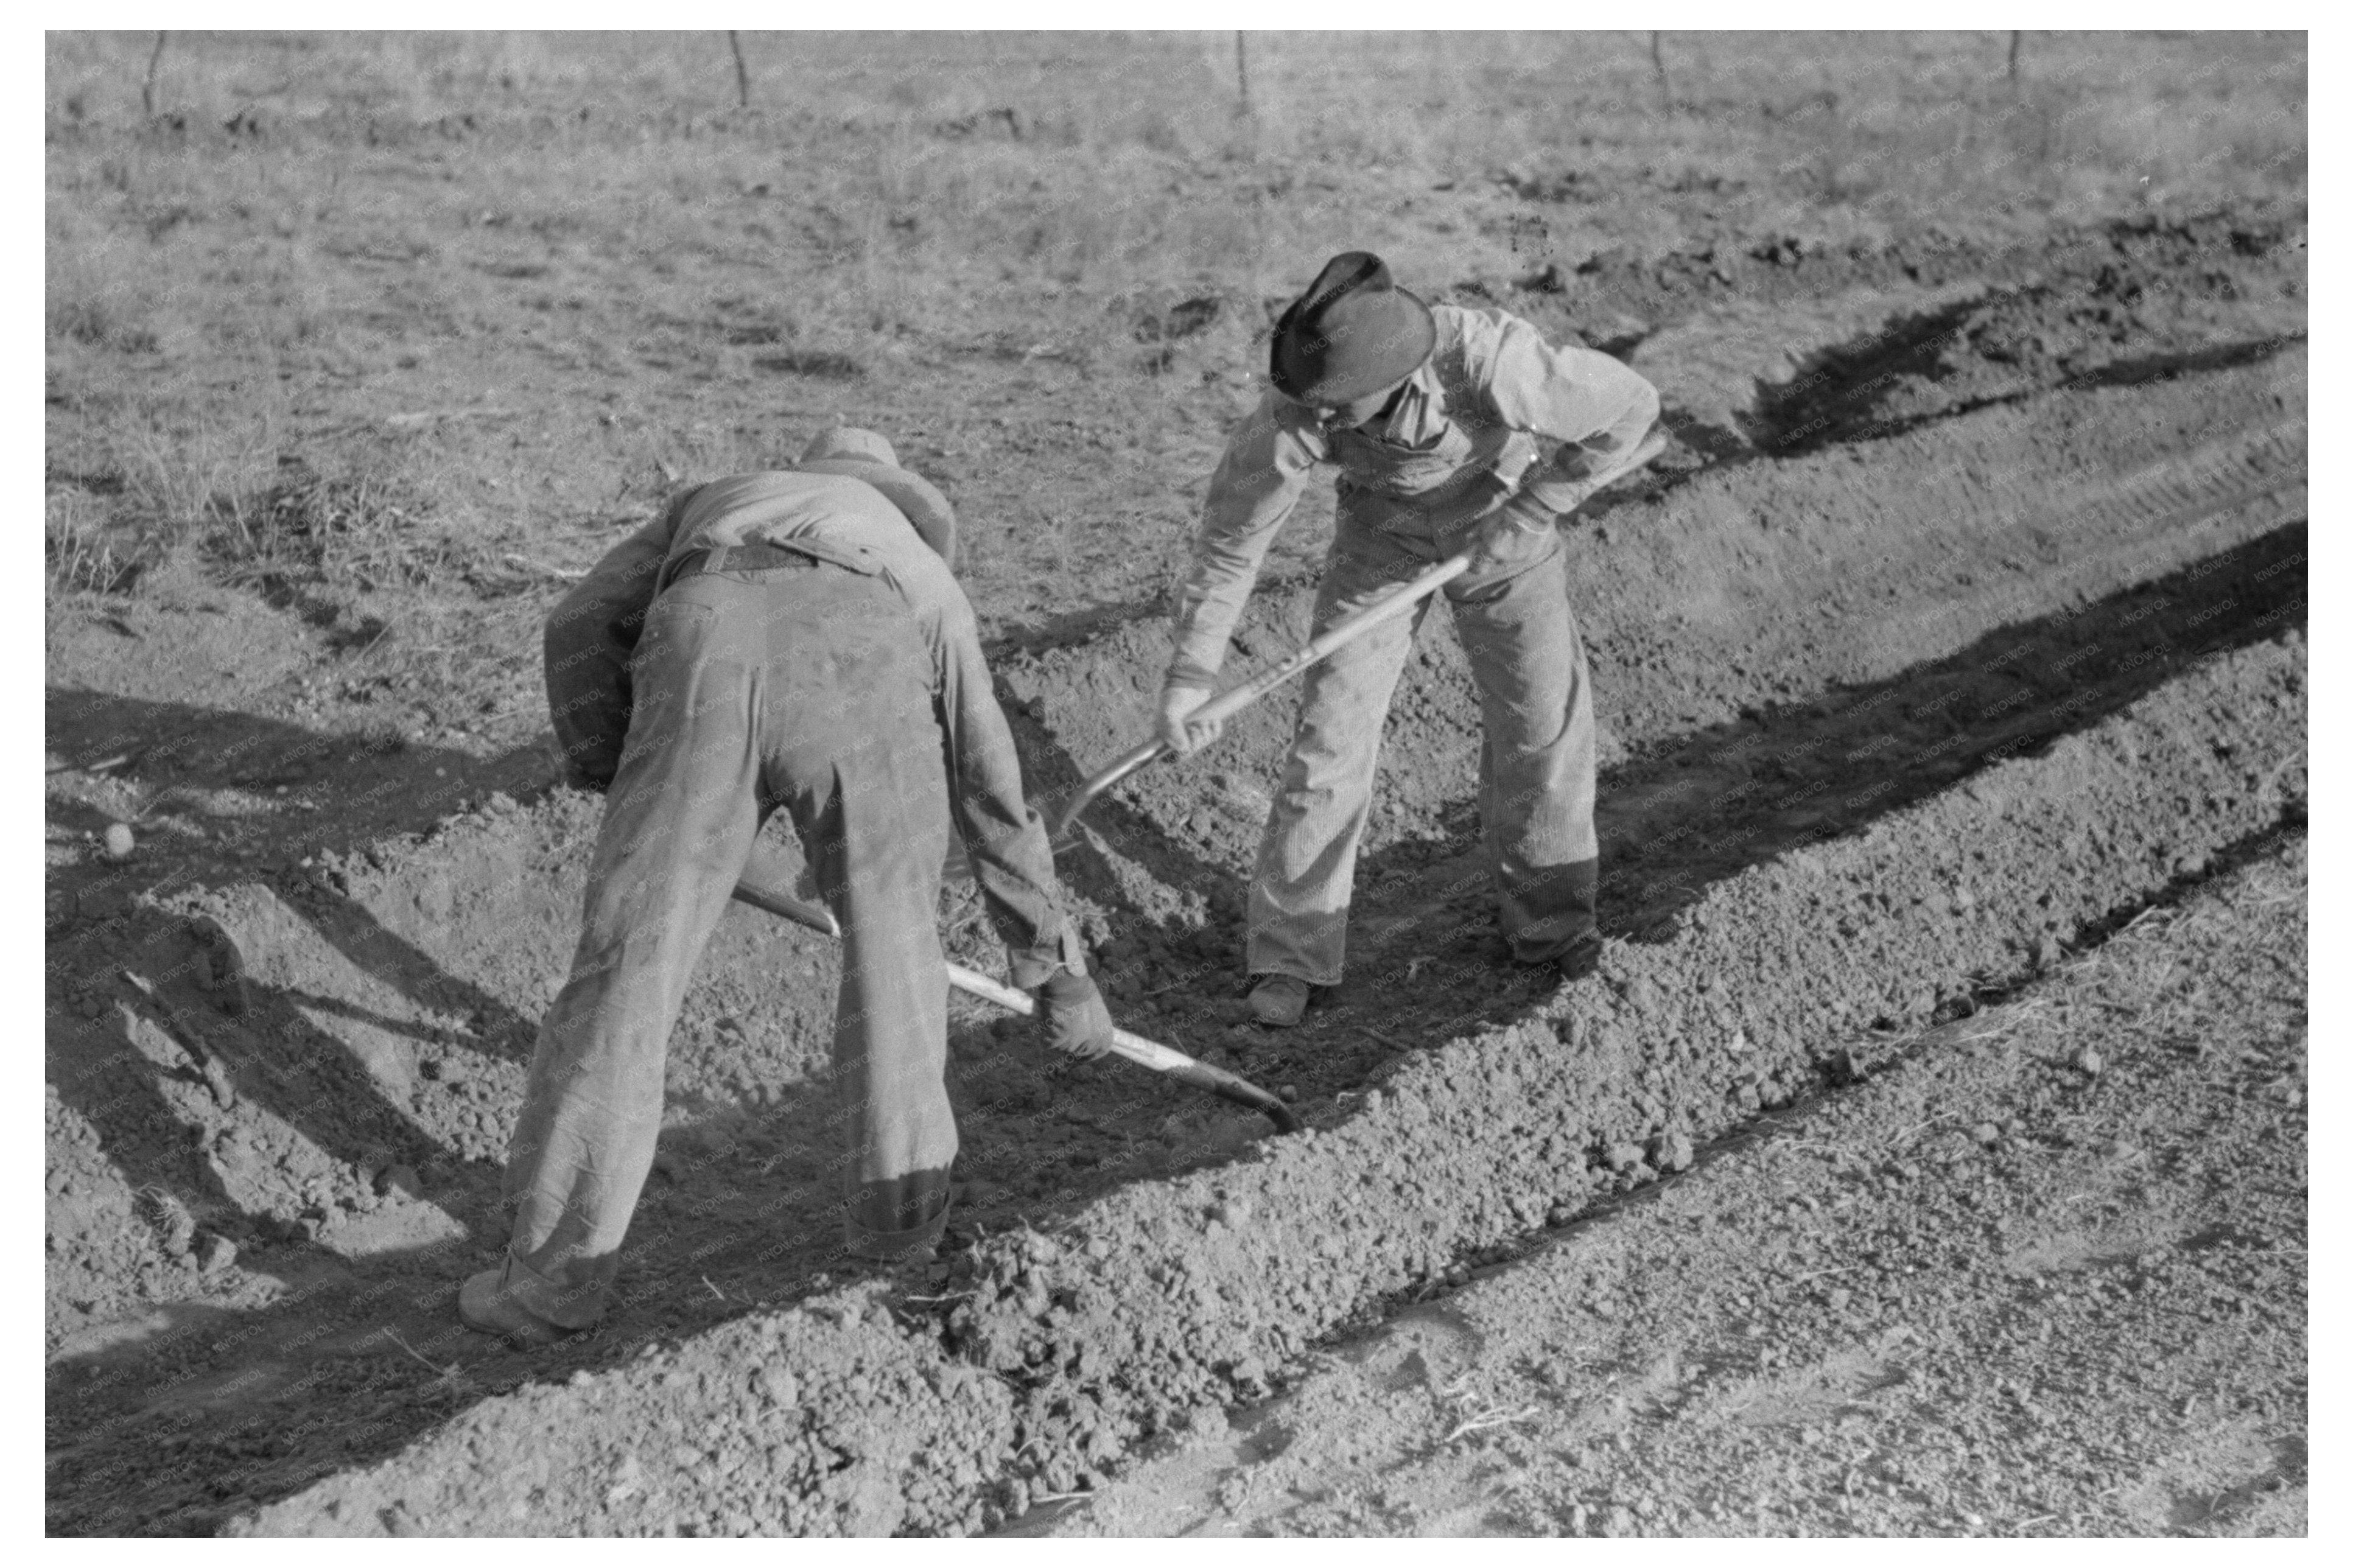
[45,30,2305,620]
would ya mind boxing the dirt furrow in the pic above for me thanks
[234,623,2301,1536]
[1020,837,2308,1538]
[997,349,2304,896]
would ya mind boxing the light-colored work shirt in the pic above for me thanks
[542,467,1081,978]
[1168,303,1660,686]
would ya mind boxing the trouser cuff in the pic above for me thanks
[845,1200,950,1262]
[1504,856,1599,964]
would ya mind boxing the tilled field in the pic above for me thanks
[1021,838,2309,1538]
[43,211,2305,1536]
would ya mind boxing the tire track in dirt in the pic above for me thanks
[230,621,2301,1536]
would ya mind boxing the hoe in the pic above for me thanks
[731,873,1303,1134]
[1045,430,1669,844]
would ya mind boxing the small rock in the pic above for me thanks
[1653,1132,1695,1172]
[103,823,136,861]
[751,1366,799,1406]
[1278,1084,1299,1102]
[605,1453,643,1506]
[201,1057,239,1109]
[1971,1122,2002,1146]
[1604,1142,1646,1173]
[197,1233,237,1275]
[2074,1047,2104,1076]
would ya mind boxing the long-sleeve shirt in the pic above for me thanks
[1167,303,1661,687]
[542,468,1082,982]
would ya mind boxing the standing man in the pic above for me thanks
[460,429,1115,1346]
[1159,251,1660,1027]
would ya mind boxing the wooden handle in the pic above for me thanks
[1048,429,1669,844]
[730,878,1301,1132]
[1048,553,1469,842]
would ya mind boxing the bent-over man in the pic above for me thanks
[460,428,1113,1346]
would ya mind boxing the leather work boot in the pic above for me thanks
[1557,931,1605,983]
[458,1267,578,1349]
[1248,973,1313,1028]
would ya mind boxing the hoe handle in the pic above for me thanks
[935,962,1302,1133]
[1045,429,1669,845]
[1047,553,1470,844]
[731,877,1302,1134]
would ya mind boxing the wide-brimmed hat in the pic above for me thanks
[1268,251,1436,408]
[798,427,958,569]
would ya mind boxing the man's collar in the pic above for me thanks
[1356,361,1443,441]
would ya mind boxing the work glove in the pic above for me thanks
[1156,679,1224,755]
[1031,968,1117,1062]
